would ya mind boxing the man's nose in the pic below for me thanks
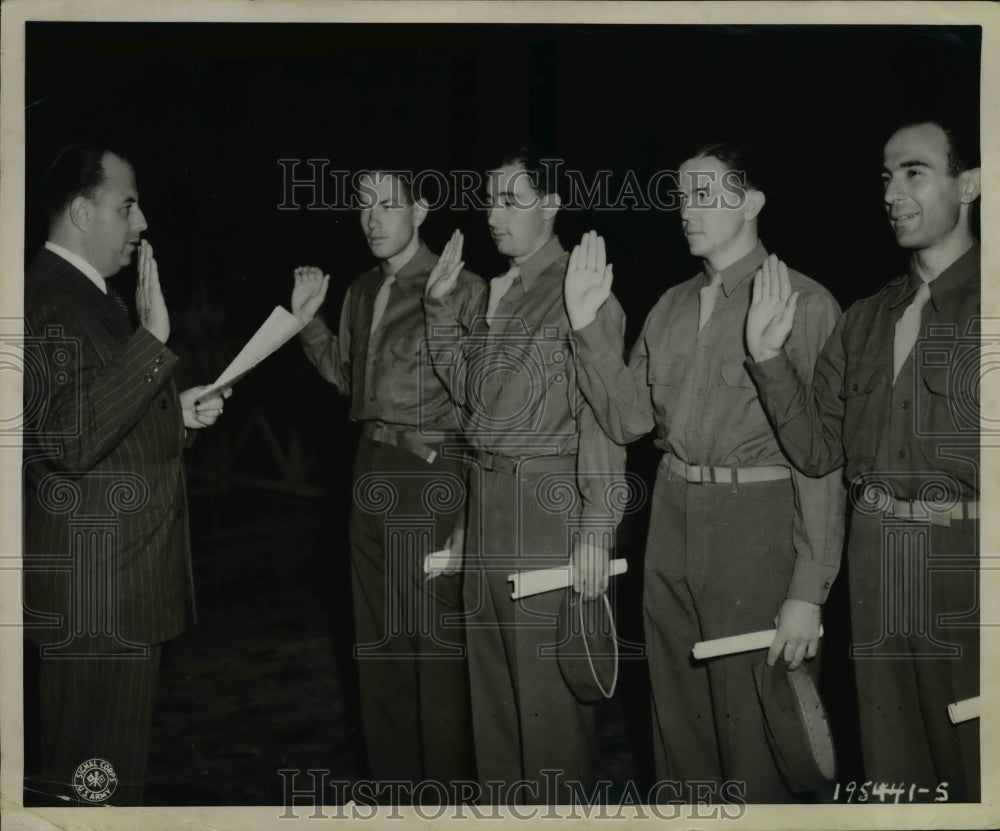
[487,206,501,227]
[883,177,904,205]
[133,207,148,234]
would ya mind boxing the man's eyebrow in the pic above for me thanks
[883,159,931,174]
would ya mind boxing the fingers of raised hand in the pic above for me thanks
[777,258,791,299]
[568,242,582,275]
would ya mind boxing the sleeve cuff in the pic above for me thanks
[571,316,615,364]
[298,315,330,347]
[786,558,836,605]
[745,349,797,385]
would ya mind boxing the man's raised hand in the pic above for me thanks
[291,266,331,324]
[425,230,465,300]
[746,254,799,363]
[564,230,614,331]
[136,240,170,343]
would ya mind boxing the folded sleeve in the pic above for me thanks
[299,285,353,396]
[571,301,656,445]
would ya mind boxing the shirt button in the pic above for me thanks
[144,373,154,383]
[174,507,184,519]
[160,398,169,410]
[897,450,906,459]
[901,401,909,410]
[851,383,858,392]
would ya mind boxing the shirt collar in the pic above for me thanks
[383,241,436,296]
[44,241,107,294]
[510,236,566,293]
[706,241,768,297]
[890,243,980,310]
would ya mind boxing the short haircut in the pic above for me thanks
[41,144,125,222]
[891,116,980,176]
[687,140,764,192]
[498,146,561,198]
[356,168,419,205]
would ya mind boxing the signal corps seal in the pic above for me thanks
[72,758,118,804]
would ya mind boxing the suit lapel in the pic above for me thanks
[30,248,133,343]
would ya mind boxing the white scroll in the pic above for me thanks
[692,626,825,660]
[507,559,628,600]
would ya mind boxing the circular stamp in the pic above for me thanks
[72,758,118,804]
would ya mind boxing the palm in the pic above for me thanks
[426,229,465,299]
[564,230,614,331]
[747,254,798,362]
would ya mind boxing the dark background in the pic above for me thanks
[23,22,981,805]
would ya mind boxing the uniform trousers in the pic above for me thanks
[28,642,163,806]
[463,455,597,805]
[644,455,809,803]
[349,437,475,790]
[847,511,979,801]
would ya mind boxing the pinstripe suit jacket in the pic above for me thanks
[23,248,196,652]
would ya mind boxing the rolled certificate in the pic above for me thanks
[424,548,458,577]
[508,559,628,600]
[948,696,980,724]
[692,626,825,660]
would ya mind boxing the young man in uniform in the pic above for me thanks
[564,143,845,801]
[746,118,981,801]
[423,148,626,804]
[291,169,484,792]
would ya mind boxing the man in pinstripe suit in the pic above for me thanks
[22,145,228,806]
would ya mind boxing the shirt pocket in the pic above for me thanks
[842,359,883,464]
[720,357,754,388]
[920,364,977,437]
[647,354,687,387]
[647,354,687,419]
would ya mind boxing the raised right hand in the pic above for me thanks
[564,230,614,331]
[425,230,465,300]
[136,240,170,343]
[291,266,331,323]
[746,253,799,363]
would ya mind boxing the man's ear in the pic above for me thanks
[68,196,92,233]
[411,197,429,228]
[959,167,981,204]
[744,189,766,222]
[540,192,562,222]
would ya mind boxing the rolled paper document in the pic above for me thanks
[948,696,980,724]
[508,558,628,600]
[424,548,459,577]
[692,626,825,660]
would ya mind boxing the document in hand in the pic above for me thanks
[195,306,305,402]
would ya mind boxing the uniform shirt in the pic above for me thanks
[747,244,980,501]
[424,236,627,525]
[299,241,485,435]
[572,243,846,604]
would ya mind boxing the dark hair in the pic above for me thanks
[41,144,125,222]
[688,140,764,192]
[356,168,419,205]
[891,117,980,176]
[498,146,561,198]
